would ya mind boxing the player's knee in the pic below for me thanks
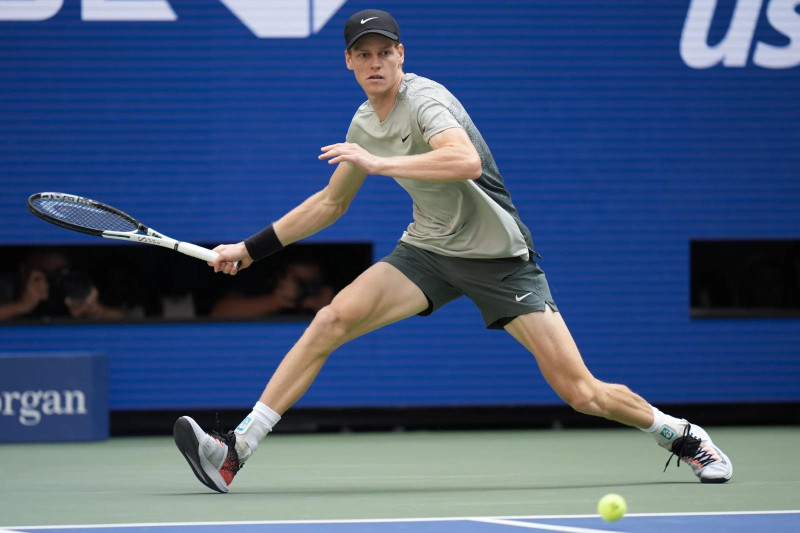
[310,304,356,344]
[311,306,345,339]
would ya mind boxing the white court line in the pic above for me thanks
[5,510,799,530]
[472,517,624,533]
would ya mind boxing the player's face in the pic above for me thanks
[345,35,405,97]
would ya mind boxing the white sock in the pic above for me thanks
[640,405,688,450]
[234,402,281,462]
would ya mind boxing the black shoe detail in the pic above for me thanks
[663,424,720,473]
[700,476,729,484]
[209,428,242,486]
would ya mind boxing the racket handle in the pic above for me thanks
[176,242,218,262]
[176,242,242,269]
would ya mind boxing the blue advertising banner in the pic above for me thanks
[0,0,798,410]
[0,352,108,441]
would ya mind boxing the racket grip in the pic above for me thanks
[176,242,242,269]
[176,242,218,262]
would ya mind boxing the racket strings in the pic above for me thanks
[32,198,138,233]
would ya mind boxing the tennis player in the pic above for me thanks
[173,9,733,493]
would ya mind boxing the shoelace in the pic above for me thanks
[208,413,231,448]
[208,413,244,476]
[209,428,234,447]
[663,424,717,472]
[208,428,243,473]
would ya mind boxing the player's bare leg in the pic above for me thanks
[259,261,429,414]
[505,306,653,427]
[174,262,428,492]
[505,306,732,483]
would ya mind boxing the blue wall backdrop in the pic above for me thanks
[1,0,799,410]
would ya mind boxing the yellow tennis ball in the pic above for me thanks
[597,493,626,522]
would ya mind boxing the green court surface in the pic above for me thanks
[0,426,797,528]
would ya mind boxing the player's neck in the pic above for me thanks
[367,73,404,122]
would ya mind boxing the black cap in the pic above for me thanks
[344,9,400,49]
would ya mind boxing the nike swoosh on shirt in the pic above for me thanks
[401,133,410,143]
[361,17,378,24]
[515,292,533,302]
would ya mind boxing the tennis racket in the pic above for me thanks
[27,192,239,267]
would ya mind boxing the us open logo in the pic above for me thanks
[0,0,348,38]
[681,0,800,68]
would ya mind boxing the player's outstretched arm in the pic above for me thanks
[274,162,367,244]
[211,162,367,275]
[319,127,481,182]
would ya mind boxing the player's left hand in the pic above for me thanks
[319,142,383,174]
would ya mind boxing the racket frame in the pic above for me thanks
[27,192,222,264]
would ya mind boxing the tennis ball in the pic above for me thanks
[597,493,626,522]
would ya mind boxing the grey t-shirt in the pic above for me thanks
[346,73,534,259]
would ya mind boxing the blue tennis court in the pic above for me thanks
[7,512,800,533]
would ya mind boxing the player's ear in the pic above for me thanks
[397,43,404,66]
[345,49,354,71]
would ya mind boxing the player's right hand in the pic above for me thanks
[210,242,253,275]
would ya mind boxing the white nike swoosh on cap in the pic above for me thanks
[361,17,378,24]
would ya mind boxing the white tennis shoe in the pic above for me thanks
[173,416,242,493]
[663,423,733,483]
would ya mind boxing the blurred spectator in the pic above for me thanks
[211,261,334,319]
[60,270,129,320]
[2,245,359,321]
[0,249,138,321]
[0,267,50,320]
[0,250,69,320]
[289,262,335,314]
[161,293,197,319]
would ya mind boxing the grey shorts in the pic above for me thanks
[380,242,558,329]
